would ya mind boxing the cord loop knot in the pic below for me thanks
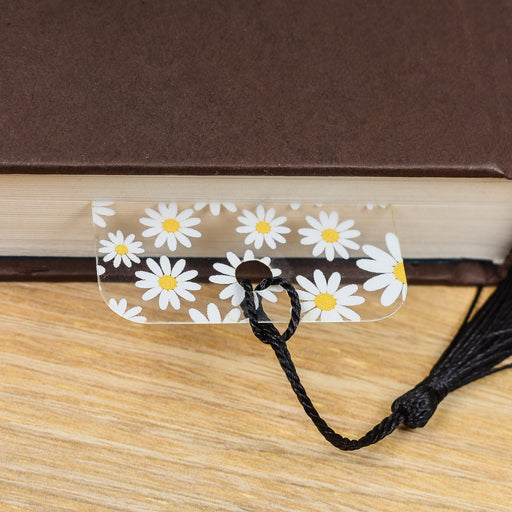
[240,276,301,345]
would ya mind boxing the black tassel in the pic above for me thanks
[392,271,512,429]
[241,269,512,451]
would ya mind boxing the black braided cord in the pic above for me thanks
[240,277,404,450]
[240,272,512,451]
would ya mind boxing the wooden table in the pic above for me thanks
[0,282,510,511]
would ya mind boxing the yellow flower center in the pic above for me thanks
[162,218,180,233]
[314,293,336,311]
[393,261,407,284]
[158,275,178,290]
[321,228,340,243]
[115,244,129,255]
[255,221,272,234]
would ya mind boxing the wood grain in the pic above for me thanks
[0,282,511,511]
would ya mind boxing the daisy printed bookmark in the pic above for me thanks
[91,200,512,455]
[92,201,406,324]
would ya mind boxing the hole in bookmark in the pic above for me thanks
[235,260,273,285]
[92,201,407,324]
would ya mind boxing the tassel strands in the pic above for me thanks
[241,269,512,451]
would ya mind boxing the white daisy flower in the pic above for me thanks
[96,264,106,277]
[298,211,360,261]
[356,232,407,307]
[98,230,145,268]
[92,201,115,228]
[290,203,301,210]
[188,303,242,324]
[139,202,201,251]
[108,298,147,323]
[296,269,365,322]
[236,205,291,250]
[135,256,201,311]
[209,250,282,307]
[194,202,237,216]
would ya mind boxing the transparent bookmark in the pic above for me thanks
[92,201,407,324]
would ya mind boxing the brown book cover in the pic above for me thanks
[0,1,511,282]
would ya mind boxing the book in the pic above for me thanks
[1,1,511,284]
